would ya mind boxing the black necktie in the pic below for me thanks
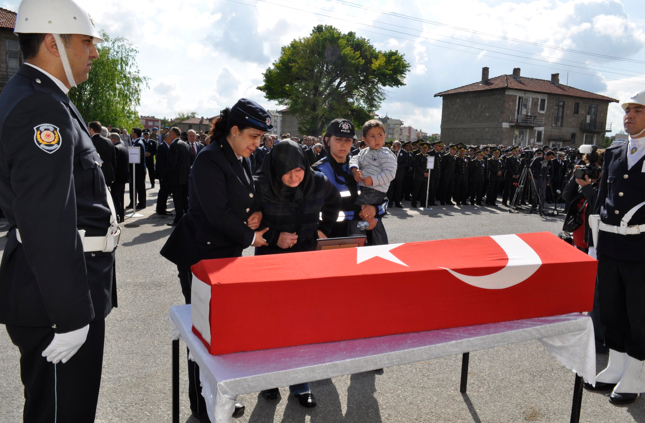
[240,159,251,184]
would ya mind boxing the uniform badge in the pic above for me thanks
[266,117,271,126]
[34,124,62,154]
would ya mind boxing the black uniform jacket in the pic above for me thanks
[0,64,115,332]
[455,156,469,180]
[166,139,191,186]
[505,155,521,179]
[91,133,116,185]
[429,150,441,179]
[488,157,504,181]
[469,159,486,182]
[156,142,170,181]
[131,137,147,175]
[113,141,130,185]
[441,153,456,180]
[413,153,429,180]
[593,141,645,260]
[160,137,260,269]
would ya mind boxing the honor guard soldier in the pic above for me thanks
[0,1,120,421]
[486,147,504,206]
[586,90,645,405]
[411,141,430,207]
[438,143,457,205]
[427,141,443,206]
[468,150,486,205]
[453,145,469,205]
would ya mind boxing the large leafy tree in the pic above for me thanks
[258,25,409,136]
[70,31,148,129]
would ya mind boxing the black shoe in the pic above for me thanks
[167,223,177,227]
[156,211,174,216]
[584,381,616,392]
[261,388,280,400]
[232,401,245,417]
[447,202,455,206]
[411,202,417,208]
[395,202,403,208]
[189,412,211,423]
[502,202,508,207]
[295,392,317,408]
[440,202,446,205]
[609,392,639,405]
[126,204,133,209]
[135,204,146,210]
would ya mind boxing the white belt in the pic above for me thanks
[599,221,645,235]
[596,200,645,237]
[14,184,121,253]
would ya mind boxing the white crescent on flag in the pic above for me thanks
[441,234,542,289]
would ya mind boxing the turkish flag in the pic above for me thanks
[191,232,596,355]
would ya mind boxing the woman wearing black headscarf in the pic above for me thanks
[253,140,341,406]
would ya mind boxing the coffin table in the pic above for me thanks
[169,305,596,423]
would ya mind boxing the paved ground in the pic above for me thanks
[0,183,643,423]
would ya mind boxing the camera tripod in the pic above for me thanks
[509,166,557,217]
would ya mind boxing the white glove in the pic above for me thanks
[42,324,90,364]
[588,246,597,260]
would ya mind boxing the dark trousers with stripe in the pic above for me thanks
[178,265,209,419]
[597,255,645,360]
[6,319,105,423]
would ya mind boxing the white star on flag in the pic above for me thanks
[356,244,408,267]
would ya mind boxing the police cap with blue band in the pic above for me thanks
[229,98,274,131]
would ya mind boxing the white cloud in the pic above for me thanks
[2,0,644,136]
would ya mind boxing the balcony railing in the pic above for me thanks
[580,121,609,133]
[510,114,545,127]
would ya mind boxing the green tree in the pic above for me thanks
[69,31,148,129]
[258,25,409,136]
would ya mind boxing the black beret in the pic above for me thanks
[229,98,274,131]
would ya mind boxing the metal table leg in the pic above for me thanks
[460,352,470,393]
[173,339,180,423]
[570,374,584,423]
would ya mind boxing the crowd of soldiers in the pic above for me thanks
[381,139,580,210]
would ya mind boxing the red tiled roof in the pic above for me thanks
[435,74,618,102]
[0,8,16,29]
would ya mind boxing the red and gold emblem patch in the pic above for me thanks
[34,124,62,154]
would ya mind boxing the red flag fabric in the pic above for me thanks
[191,232,596,355]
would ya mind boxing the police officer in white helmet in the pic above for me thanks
[585,90,645,405]
[0,0,119,421]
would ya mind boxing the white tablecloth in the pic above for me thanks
[169,305,595,423]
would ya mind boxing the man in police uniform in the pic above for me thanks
[410,141,430,208]
[586,91,645,405]
[0,1,119,421]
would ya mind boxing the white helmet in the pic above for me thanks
[14,0,103,88]
[621,90,645,111]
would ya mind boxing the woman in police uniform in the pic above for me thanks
[161,98,272,421]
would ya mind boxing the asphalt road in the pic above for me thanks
[0,183,643,423]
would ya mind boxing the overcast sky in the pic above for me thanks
[3,0,645,135]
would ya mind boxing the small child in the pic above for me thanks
[349,120,397,207]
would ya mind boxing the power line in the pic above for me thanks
[325,0,645,65]
[230,0,645,81]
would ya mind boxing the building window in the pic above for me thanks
[188,125,193,130]
[584,134,595,145]
[571,133,576,143]
[6,40,20,78]
[538,98,546,113]
[536,130,543,144]
[553,101,565,127]
[574,102,580,115]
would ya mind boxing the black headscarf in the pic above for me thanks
[255,140,315,208]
